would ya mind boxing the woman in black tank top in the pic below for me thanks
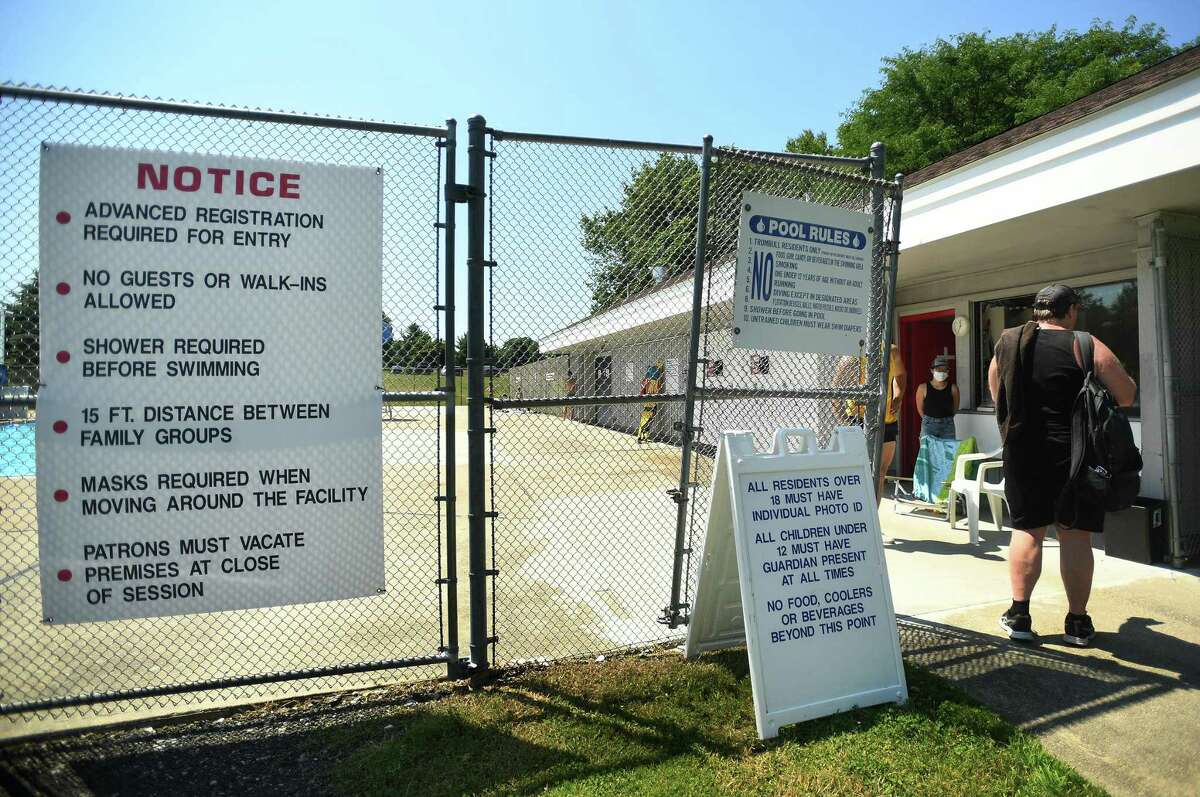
[915,355,958,439]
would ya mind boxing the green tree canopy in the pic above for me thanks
[496,336,540,369]
[580,154,700,313]
[1,275,38,387]
[835,18,1183,176]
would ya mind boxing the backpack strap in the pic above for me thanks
[1069,331,1097,484]
[1074,331,1095,377]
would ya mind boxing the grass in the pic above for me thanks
[322,649,1104,797]
[381,371,511,406]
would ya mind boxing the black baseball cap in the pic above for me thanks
[931,355,950,369]
[1033,284,1079,316]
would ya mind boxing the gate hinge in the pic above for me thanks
[484,511,499,519]
[435,495,450,502]
[487,635,500,644]
[435,577,455,585]
[673,422,703,436]
[447,183,480,203]
[884,240,901,258]
[666,488,686,505]
[484,568,499,577]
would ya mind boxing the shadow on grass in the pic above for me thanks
[2,645,1099,797]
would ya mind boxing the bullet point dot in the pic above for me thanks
[56,282,70,295]
[57,569,72,582]
[56,211,71,225]
[53,420,68,434]
[54,489,69,502]
[56,350,70,364]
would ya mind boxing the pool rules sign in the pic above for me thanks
[37,143,385,623]
[685,427,906,739]
[733,190,871,355]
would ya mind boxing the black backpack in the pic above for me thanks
[1069,332,1141,511]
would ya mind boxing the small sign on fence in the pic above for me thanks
[685,426,907,739]
[37,143,386,623]
[733,191,872,355]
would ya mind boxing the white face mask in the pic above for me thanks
[933,370,949,382]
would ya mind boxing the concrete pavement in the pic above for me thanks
[881,498,1200,797]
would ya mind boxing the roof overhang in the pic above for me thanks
[898,68,1200,295]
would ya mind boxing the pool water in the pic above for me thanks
[0,422,36,477]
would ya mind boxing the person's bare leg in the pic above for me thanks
[1009,527,1046,601]
[877,440,896,507]
[1057,528,1094,615]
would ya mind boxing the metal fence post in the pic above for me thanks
[665,134,713,629]
[466,114,490,670]
[868,142,888,488]
[442,119,463,676]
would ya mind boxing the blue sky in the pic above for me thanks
[4,1,1199,340]
[4,1,1199,151]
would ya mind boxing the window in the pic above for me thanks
[973,278,1139,415]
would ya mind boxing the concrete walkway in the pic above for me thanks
[882,498,1200,797]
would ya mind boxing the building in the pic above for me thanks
[521,45,1200,561]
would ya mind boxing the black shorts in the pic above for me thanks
[1002,442,1105,532]
[884,422,898,444]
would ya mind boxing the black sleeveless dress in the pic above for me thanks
[1001,328,1104,532]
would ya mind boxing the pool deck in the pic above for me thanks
[2,413,1198,796]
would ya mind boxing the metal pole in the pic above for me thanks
[466,114,490,670]
[442,119,461,674]
[665,134,713,629]
[1152,220,1185,566]
[867,142,889,492]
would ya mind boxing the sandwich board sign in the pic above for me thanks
[685,425,907,739]
[732,190,871,356]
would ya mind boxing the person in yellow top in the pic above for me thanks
[832,343,906,506]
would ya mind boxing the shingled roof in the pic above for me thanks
[906,44,1200,187]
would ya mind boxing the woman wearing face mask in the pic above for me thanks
[915,355,959,439]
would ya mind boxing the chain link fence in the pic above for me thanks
[679,146,898,626]
[0,86,902,732]
[485,134,702,663]
[0,86,454,730]
[484,131,900,663]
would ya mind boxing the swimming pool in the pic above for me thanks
[0,422,36,477]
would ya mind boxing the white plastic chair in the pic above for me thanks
[947,449,1008,545]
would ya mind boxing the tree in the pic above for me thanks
[580,154,701,312]
[835,18,1182,176]
[455,334,496,368]
[785,129,833,156]
[496,336,540,369]
[1,274,38,387]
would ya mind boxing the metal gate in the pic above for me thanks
[480,122,901,662]
[0,85,459,727]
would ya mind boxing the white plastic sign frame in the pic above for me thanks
[685,426,907,739]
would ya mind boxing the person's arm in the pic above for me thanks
[951,384,960,413]
[831,356,857,418]
[891,347,906,405]
[1092,337,1137,408]
[987,355,1000,406]
[915,383,926,418]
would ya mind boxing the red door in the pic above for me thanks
[898,310,956,476]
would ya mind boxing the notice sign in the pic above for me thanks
[733,191,871,355]
[685,426,906,739]
[37,143,385,623]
